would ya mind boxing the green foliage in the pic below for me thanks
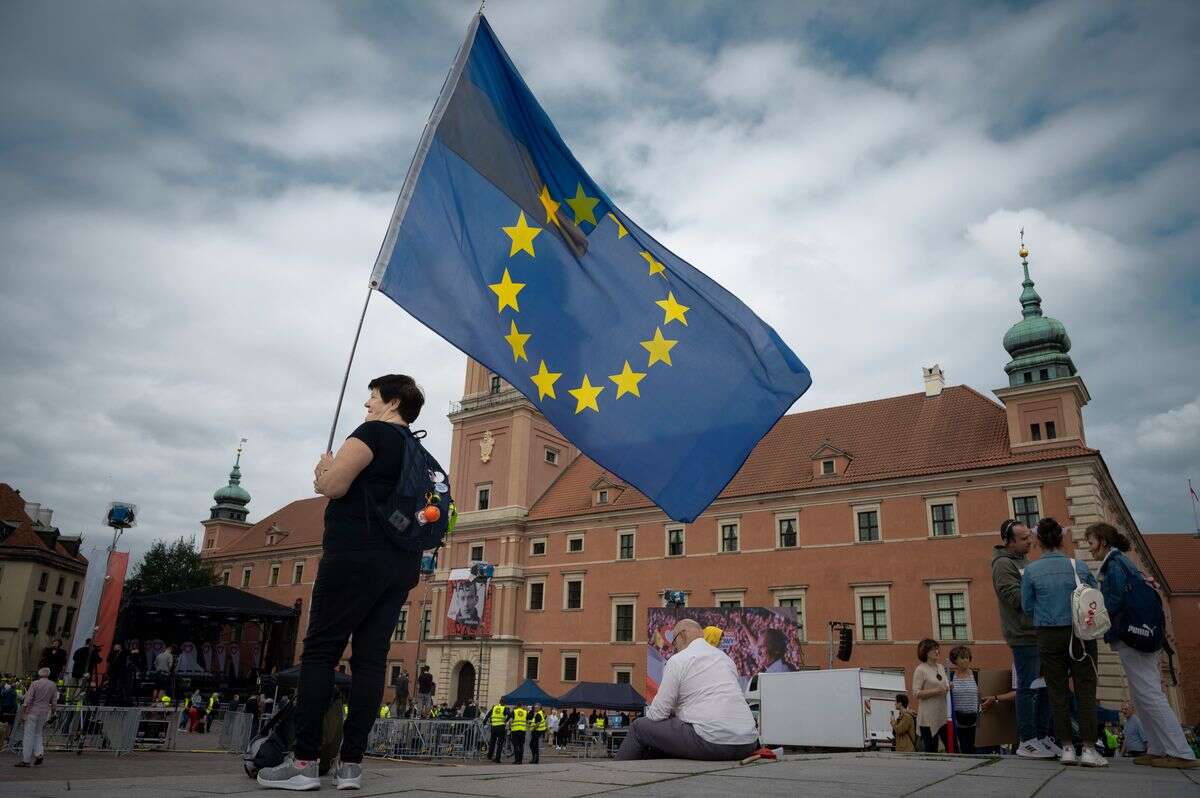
[125,536,217,597]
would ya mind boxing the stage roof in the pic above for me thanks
[557,681,645,711]
[126,584,297,619]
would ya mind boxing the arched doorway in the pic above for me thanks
[454,661,476,708]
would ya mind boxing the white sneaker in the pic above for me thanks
[1040,737,1064,756]
[256,755,321,791]
[1017,740,1055,759]
[333,759,362,790]
[1079,746,1108,768]
[1059,746,1077,766]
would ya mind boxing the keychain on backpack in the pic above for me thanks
[417,491,441,525]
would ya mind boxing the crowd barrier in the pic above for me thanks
[365,718,485,760]
[219,710,257,754]
[6,706,142,757]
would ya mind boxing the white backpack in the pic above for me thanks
[1070,558,1110,641]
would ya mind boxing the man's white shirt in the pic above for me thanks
[646,637,758,745]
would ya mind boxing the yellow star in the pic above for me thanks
[502,211,542,257]
[488,268,525,313]
[530,360,561,400]
[609,361,646,399]
[538,186,560,226]
[656,291,690,326]
[607,212,627,239]
[565,183,600,226]
[568,374,604,414]
[504,320,531,362]
[640,250,665,276]
[640,327,677,367]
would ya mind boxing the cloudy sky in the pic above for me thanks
[1,0,1197,567]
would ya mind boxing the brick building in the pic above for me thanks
[200,248,1182,714]
[1142,533,1200,724]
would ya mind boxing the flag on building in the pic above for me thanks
[371,14,812,521]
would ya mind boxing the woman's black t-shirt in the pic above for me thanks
[323,421,406,553]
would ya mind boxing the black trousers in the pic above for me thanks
[953,712,977,754]
[488,725,506,762]
[510,730,526,763]
[529,730,542,763]
[919,723,949,753]
[294,547,420,762]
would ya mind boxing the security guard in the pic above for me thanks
[160,694,172,707]
[206,692,218,733]
[487,702,509,763]
[529,703,547,764]
[594,713,606,730]
[379,703,391,719]
[509,705,528,764]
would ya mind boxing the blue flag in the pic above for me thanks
[372,15,811,522]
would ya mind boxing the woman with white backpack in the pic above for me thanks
[1085,522,1197,770]
[1020,517,1106,767]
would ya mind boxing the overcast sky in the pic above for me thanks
[1,0,1197,569]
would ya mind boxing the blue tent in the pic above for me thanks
[500,678,561,707]
[557,682,645,711]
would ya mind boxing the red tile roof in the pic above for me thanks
[0,483,88,566]
[216,496,329,555]
[1142,533,1200,594]
[527,386,1095,521]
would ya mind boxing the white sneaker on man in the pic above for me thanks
[1059,746,1078,766]
[1078,746,1108,768]
[1039,737,1063,756]
[1017,740,1055,759]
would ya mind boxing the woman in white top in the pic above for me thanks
[911,639,949,753]
[548,710,561,749]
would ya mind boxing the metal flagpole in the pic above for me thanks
[1189,478,1200,536]
[325,286,373,453]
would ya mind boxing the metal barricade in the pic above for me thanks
[218,710,256,754]
[8,706,140,756]
[133,706,180,750]
[365,718,484,760]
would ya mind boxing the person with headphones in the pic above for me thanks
[991,518,1057,759]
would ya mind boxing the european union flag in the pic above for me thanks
[372,14,811,522]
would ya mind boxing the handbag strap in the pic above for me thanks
[1070,558,1082,589]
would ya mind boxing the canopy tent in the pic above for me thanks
[125,584,298,619]
[262,666,351,690]
[500,678,560,707]
[556,681,645,711]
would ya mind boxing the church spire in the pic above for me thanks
[210,438,251,522]
[1002,233,1076,388]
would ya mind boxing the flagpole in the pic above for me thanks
[325,286,374,453]
[1190,478,1200,536]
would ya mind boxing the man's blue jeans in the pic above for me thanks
[1011,645,1051,742]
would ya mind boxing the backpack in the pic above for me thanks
[370,424,457,554]
[1070,559,1110,641]
[243,701,293,777]
[1109,555,1165,653]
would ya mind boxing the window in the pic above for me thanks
[718,599,742,609]
[565,578,583,610]
[777,517,797,548]
[544,448,559,465]
[490,375,501,394]
[221,569,231,586]
[821,459,835,475]
[930,503,956,537]
[70,580,79,599]
[269,564,280,586]
[597,489,609,504]
[618,531,635,560]
[935,591,969,641]
[614,667,632,685]
[567,535,584,553]
[666,527,684,557]
[1039,368,1049,381]
[61,606,76,638]
[719,520,739,552]
[476,485,491,511]
[394,607,408,641]
[29,600,45,632]
[55,576,65,595]
[1023,371,1032,383]
[47,604,62,636]
[528,581,545,611]
[1030,423,1042,441]
[241,567,253,587]
[293,561,305,584]
[390,665,402,684]
[856,510,880,542]
[613,603,634,642]
[525,655,540,680]
[420,609,431,640]
[1013,496,1040,528]
[777,596,806,641]
[562,655,579,682]
[1045,421,1057,439]
[470,543,484,562]
[859,594,889,641]
[530,539,547,556]
[38,571,48,591]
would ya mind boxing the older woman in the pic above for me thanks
[911,638,949,752]
[1085,522,1197,770]
[1021,517,1105,767]
[258,374,425,792]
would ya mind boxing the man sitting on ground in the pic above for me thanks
[616,619,758,761]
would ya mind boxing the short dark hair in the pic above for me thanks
[895,693,909,708]
[1084,522,1131,553]
[764,628,787,658]
[917,638,939,662]
[1036,517,1064,549]
[948,645,972,664]
[369,374,424,423]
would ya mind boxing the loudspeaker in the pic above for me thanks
[836,627,853,661]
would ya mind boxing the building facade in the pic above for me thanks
[0,484,88,676]
[1142,532,1200,724]
[201,248,1180,714]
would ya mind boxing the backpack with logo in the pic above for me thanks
[1109,555,1165,653]
[370,424,457,554]
[1070,558,1110,641]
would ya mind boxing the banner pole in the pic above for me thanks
[325,285,374,453]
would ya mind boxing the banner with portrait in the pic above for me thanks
[646,606,803,703]
[445,568,493,637]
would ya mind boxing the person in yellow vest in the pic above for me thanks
[509,705,528,764]
[205,693,218,733]
[160,694,172,707]
[430,705,439,718]
[529,704,548,764]
[594,714,606,730]
[487,702,509,763]
[379,704,391,719]
[343,703,348,720]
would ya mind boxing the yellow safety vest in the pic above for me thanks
[207,695,217,712]
[161,695,171,706]
[342,704,348,719]
[510,707,527,732]
[533,711,547,732]
[595,716,606,729]
[431,706,439,717]
[379,705,390,718]
[490,704,506,726]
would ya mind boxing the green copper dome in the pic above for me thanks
[1002,246,1076,388]
[209,445,251,523]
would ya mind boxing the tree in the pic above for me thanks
[125,536,217,597]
